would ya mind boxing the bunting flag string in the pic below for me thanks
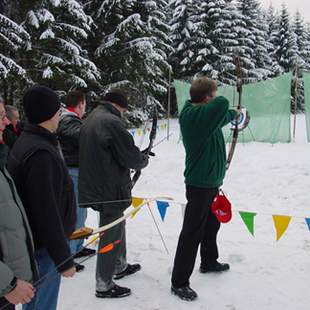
[130,197,310,242]
[129,122,167,137]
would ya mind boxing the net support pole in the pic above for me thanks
[167,68,172,141]
[293,66,299,141]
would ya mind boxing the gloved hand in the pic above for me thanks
[141,148,155,157]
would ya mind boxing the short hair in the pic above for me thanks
[65,91,86,108]
[190,77,217,103]
[5,105,18,121]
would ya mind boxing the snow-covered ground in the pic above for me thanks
[59,116,310,310]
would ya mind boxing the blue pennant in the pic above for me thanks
[305,218,310,231]
[130,130,135,137]
[156,201,170,222]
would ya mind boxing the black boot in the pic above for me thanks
[74,262,85,272]
[74,247,96,259]
[113,263,141,280]
[171,286,198,301]
[96,284,131,298]
[200,261,230,273]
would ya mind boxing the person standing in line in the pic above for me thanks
[7,85,76,310]
[0,101,37,310]
[57,90,96,272]
[79,91,149,298]
[171,77,239,301]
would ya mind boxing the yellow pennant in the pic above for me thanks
[131,197,145,218]
[137,129,142,136]
[272,215,292,241]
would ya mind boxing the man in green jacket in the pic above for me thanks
[171,77,238,301]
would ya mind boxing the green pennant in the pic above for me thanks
[239,211,257,236]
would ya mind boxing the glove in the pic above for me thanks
[141,148,155,157]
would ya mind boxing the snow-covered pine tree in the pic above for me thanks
[0,12,30,105]
[274,4,297,72]
[293,11,310,70]
[85,0,170,123]
[169,0,202,79]
[235,0,271,82]
[21,0,100,93]
[265,5,282,76]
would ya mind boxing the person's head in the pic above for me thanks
[103,91,128,114]
[5,105,20,127]
[0,100,10,141]
[190,77,217,104]
[23,85,61,133]
[65,91,86,118]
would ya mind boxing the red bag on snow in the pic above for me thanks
[211,190,232,223]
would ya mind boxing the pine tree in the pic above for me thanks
[236,0,272,82]
[293,11,310,70]
[265,5,282,76]
[21,0,100,92]
[0,12,30,105]
[274,4,297,72]
[85,0,170,122]
[169,0,202,79]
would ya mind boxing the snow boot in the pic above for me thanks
[113,263,141,280]
[200,261,230,273]
[95,285,131,298]
[171,285,198,301]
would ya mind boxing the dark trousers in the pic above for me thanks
[0,297,15,310]
[171,185,220,288]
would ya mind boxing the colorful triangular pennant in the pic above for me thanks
[156,201,170,221]
[131,197,145,218]
[239,211,257,236]
[272,215,292,241]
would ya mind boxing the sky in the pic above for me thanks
[259,0,310,22]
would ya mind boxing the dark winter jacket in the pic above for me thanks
[79,101,149,211]
[7,124,76,273]
[57,110,82,167]
[3,123,23,150]
[0,144,38,297]
[180,97,237,188]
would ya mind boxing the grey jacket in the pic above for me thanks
[79,101,149,211]
[0,144,37,297]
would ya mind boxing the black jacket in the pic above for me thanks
[3,123,23,150]
[57,110,82,167]
[7,124,76,272]
[79,101,148,211]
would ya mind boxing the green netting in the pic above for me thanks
[174,73,292,143]
[303,72,310,142]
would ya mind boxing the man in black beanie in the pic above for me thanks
[79,91,149,298]
[7,85,76,310]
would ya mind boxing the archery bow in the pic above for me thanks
[226,56,242,170]
[131,105,158,187]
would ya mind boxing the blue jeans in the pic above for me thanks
[68,168,87,255]
[23,249,61,310]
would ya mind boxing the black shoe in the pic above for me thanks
[74,262,85,272]
[96,285,131,298]
[74,247,96,259]
[171,286,198,301]
[113,263,141,280]
[200,261,230,273]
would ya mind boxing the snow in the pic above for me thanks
[55,115,310,310]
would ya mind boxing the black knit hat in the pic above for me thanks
[103,92,128,109]
[23,85,61,124]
